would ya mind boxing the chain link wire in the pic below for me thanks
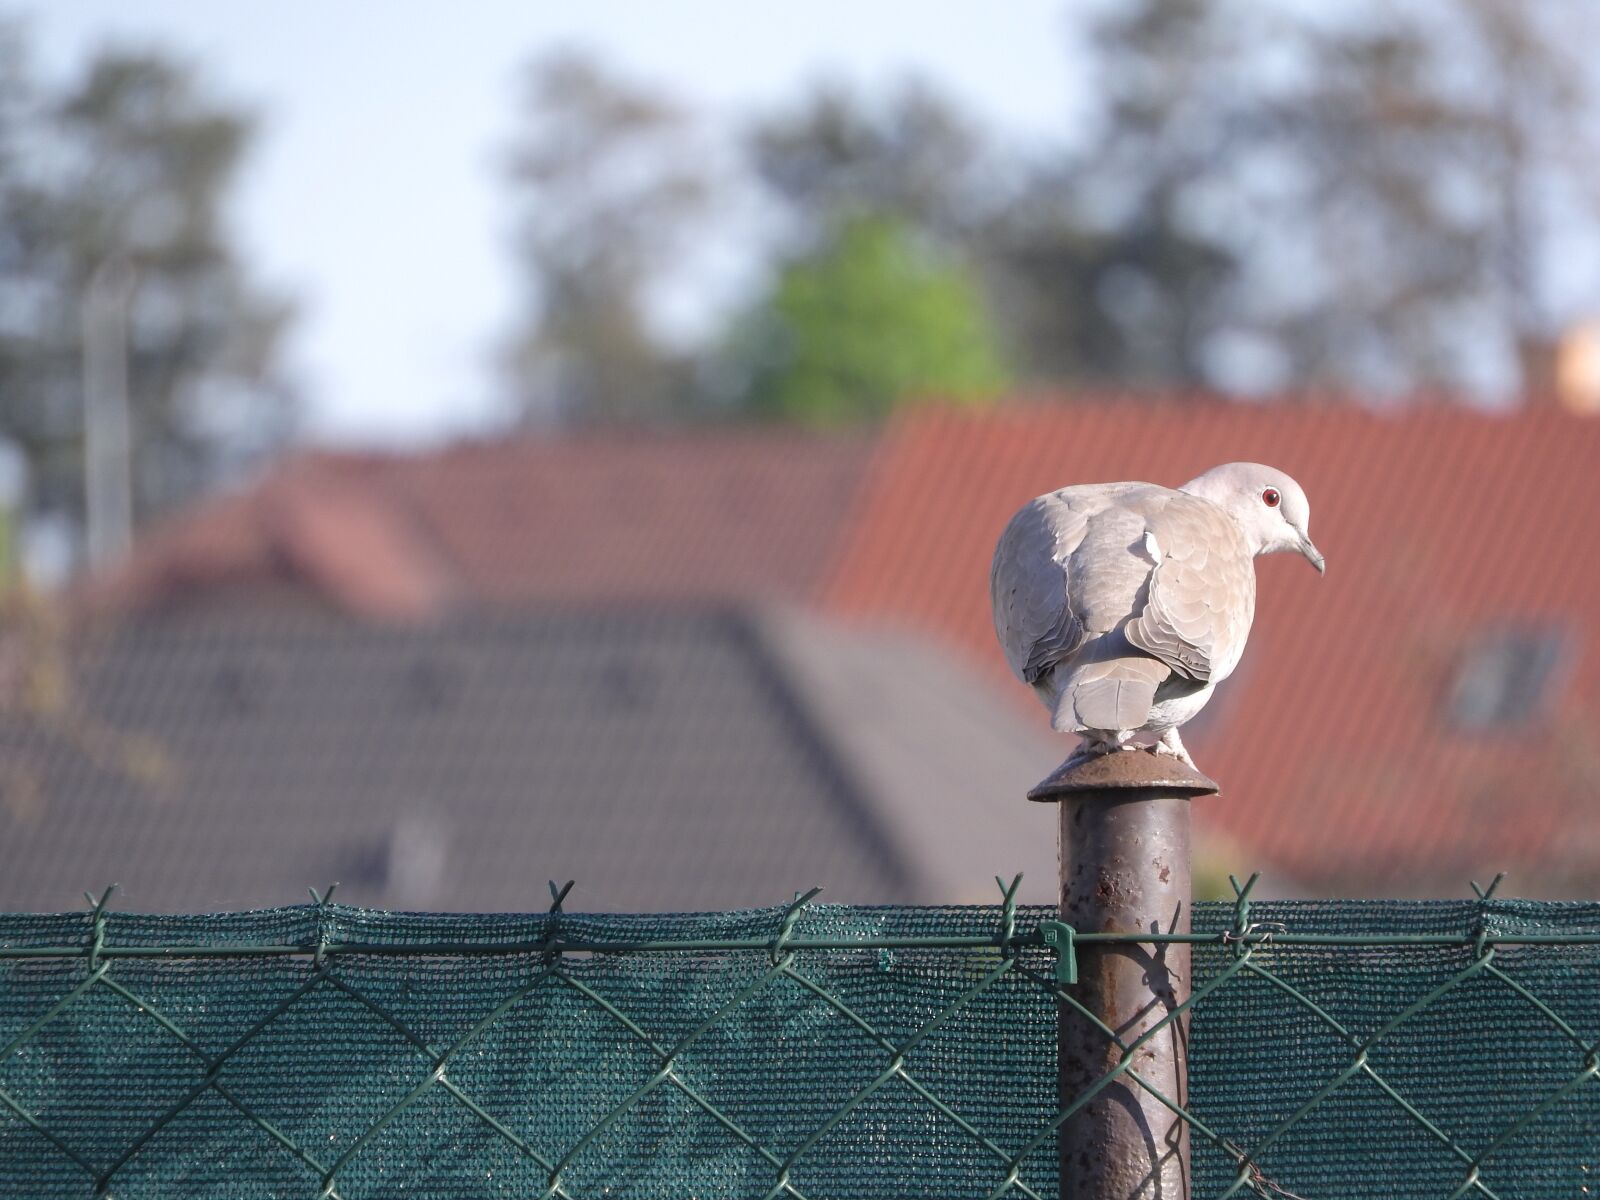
[1,878,1598,1198]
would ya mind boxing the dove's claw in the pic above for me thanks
[1065,735,1131,769]
[1152,728,1198,769]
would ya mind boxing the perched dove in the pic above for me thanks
[990,463,1323,768]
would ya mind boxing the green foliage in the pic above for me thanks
[498,59,1233,424]
[739,215,1008,425]
[743,79,1234,391]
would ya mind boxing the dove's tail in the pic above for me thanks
[1050,655,1171,734]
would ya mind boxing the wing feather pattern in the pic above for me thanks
[991,483,1150,685]
[1126,495,1255,683]
[989,491,1093,684]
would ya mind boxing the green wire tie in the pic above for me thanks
[82,885,117,973]
[542,880,575,963]
[308,883,338,967]
[770,887,823,963]
[994,874,1023,957]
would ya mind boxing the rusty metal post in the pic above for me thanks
[1029,750,1219,1200]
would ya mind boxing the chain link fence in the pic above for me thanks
[2,876,1598,1198]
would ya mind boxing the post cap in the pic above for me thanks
[1028,748,1220,802]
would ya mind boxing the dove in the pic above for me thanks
[990,463,1323,769]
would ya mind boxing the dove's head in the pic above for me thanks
[1179,462,1325,574]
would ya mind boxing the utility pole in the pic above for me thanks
[1031,750,1217,1199]
[83,257,137,571]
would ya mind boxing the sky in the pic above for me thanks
[18,1,1083,448]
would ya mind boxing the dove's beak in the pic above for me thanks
[1299,534,1326,575]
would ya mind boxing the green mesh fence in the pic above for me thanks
[2,878,1598,1199]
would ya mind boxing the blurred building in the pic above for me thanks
[0,608,1059,913]
[5,404,1599,911]
[4,429,1063,914]
[79,430,874,620]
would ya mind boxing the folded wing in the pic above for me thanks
[991,483,1152,685]
[1126,494,1256,684]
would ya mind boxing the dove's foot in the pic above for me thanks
[1151,728,1197,769]
[1064,735,1130,768]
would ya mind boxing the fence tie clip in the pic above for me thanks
[1225,873,1264,957]
[83,885,117,972]
[1037,920,1077,985]
[542,880,575,963]
[995,874,1023,957]
[1469,873,1506,958]
[1222,921,1287,949]
[770,887,822,964]
[1470,872,1506,902]
[548,880,575,913]
[309,883,338,968]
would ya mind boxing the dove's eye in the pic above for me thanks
[1262,488,1281,507]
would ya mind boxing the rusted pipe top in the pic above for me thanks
[1028,748,1219,802]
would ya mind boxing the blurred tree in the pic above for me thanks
[1087,0,1600,399]
[981,183,1233,386]
[745,78,1235,390]
[733,213,1007,425]
[0,39,185,800]
[0,32,294,546]
[503,51,718,425]
[748,78,997,245]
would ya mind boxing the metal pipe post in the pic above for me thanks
[1029,751,1219,1200]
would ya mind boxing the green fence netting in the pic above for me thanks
[1,880,1598,1199]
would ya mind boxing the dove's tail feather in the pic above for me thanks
[1051,655,1171,734]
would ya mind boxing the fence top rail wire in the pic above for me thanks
[7,931,1600,959]
[4,871,1600,959]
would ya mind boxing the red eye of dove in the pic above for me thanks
[1262,488,1281,507]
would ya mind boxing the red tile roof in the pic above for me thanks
[83,455,457,620]
[364,432,871,605]
[819,402,1600,894]
[90,430,873,620]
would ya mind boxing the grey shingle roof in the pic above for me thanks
[0,609,929,914]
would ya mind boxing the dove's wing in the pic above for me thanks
[990,493,1087,683]
[990,483,1149,685]
[1126,492,1256,684]
[992,479,1263,737]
